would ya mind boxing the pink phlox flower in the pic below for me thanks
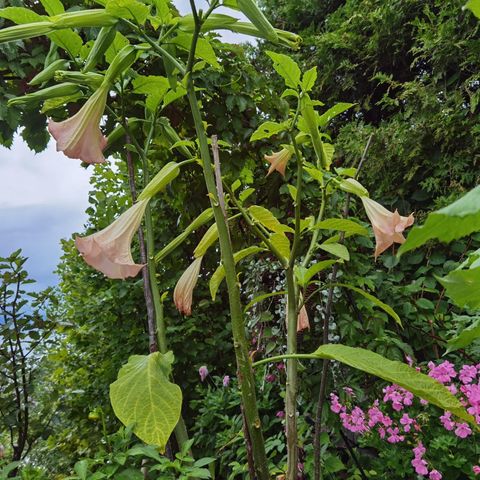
[429,469,442,480]
[199,365,209,382]
[276,410,285,419]
[378,427,386,439]
[367,406,384,428]
[413,442,426,458]
[386,427,404,443]
[473,465,480,475]
[343,386,354,396]
[400,413,414,432]
[340,407,367,433]
[222,375,230,387]
[459,365,477,384]
[446,384,458,395]
[428,360,457,384]
[420,398,429,405]
[439,411,455,431]
[383,384,410,411]
[412,458,429,476]
[454,422,472,439]
[405,355,414,366]
[330,393,344,414]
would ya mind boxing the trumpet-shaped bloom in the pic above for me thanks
[75,199,148,279]
[361,197,414,259]
[297,305,310,332]
[174,256,203,316]
[264,147,292,177]
[48,86,108,164]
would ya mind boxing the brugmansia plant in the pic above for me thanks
[0,0,476,479]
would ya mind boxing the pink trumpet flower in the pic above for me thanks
[75,199,148,279]
[361,197,414,259]
[48,86,108,164]
[297,305,310,332]
[174,256,203,316]
[264,147,292,177]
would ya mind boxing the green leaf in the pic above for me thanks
[270,233,290,259]
[465,0,480,19]
[105,31,130,64]
[266,51,301,89]
[48,30,83,57]
[132,75,170,111]
[313,344,473,424]
[244,290,287,312]
[193,223,219,258]
[319,243,350,261]
[322,143,335,169]
[318,102,354,127]
[438,267,480,309]
[106,0,150,24]
[299,260,337,286]
[300,94,328,169]
[210,246,264,300]
[399,186,480,255]
[249,205,294,233]
[250,120,287,142]
[239,187,255,203]
[333,283,401,325]
[74,460,89,480]
[110,352,182,453]
[39,0,64,16]
[302,66,317,92]
[115,469,144,480]
[313,218,368,236]
[446,318,480,353]
[173,34,220,69]
[0,7,45,24]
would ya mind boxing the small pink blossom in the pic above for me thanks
[386,427,404,443]
[439,411,455,431]
[276,410,285,419]
[454,423,472,438]
[429,469,442,480]
[222,375,230,387]
[459,365,477,384]
[199,365,209,382]
[400,413,414,432]
[428,361,457,384]
[473,465,480,475]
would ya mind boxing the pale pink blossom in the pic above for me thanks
[360,197,414,258]
[222,375,230,387]
[473,465,480,475]
[429,469,442,480]
[297,305,310,332]
[199,365,208,382]
[173,257,202,316]
[264,148,292,177]
[75,199,148,279]
[48,86,108,164]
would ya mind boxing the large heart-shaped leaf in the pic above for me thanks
[110,352,182,452]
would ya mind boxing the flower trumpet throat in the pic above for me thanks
[361,197,414,259]
[75,199,148,279]
[48,85,109,164]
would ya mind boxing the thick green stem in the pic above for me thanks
[185,50,269,480]
[285,132,304,480]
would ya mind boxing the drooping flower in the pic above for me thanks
[75,199,148,279]
[199,365,209,382]
[264,147,292,177]
[222,375,230,387]
[173,256,202,316]
[48,86,109,164]
[297,305,310,332]
[360,197,414,259]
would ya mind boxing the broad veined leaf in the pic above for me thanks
[244,290,287,312]
[249,205,294,233]
[106,0,150,24]
[132,75,170,111]
[172,33,220,69]
[296,259,337,286]
[322,143,335,169]
[438,266,480,310]
[302,66,317,92]
[74,460,89,480]
[210,246,265,300]
[313,218,368,236]
[110,352,182,452]
[319,242,350,261]
[266,51,301,89]
[49,29,83,57]
[333,283,401,325]
[270,232,290,260]
[399,186,480,255]
[465,0,480,19]
[39,0,64,16]
[445,317,480,353]
[317,102,354,127]
[313,344,473,424]
[0,7,45,24]
[250,120,287,142]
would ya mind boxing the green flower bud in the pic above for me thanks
[8,82,80,107]
[54,70,104,89]
[29,59,70,86]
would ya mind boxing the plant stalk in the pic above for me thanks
[184,10,269,475]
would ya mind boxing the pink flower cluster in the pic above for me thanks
[329,360,480,478]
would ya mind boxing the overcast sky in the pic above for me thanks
[0,1,250,291]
